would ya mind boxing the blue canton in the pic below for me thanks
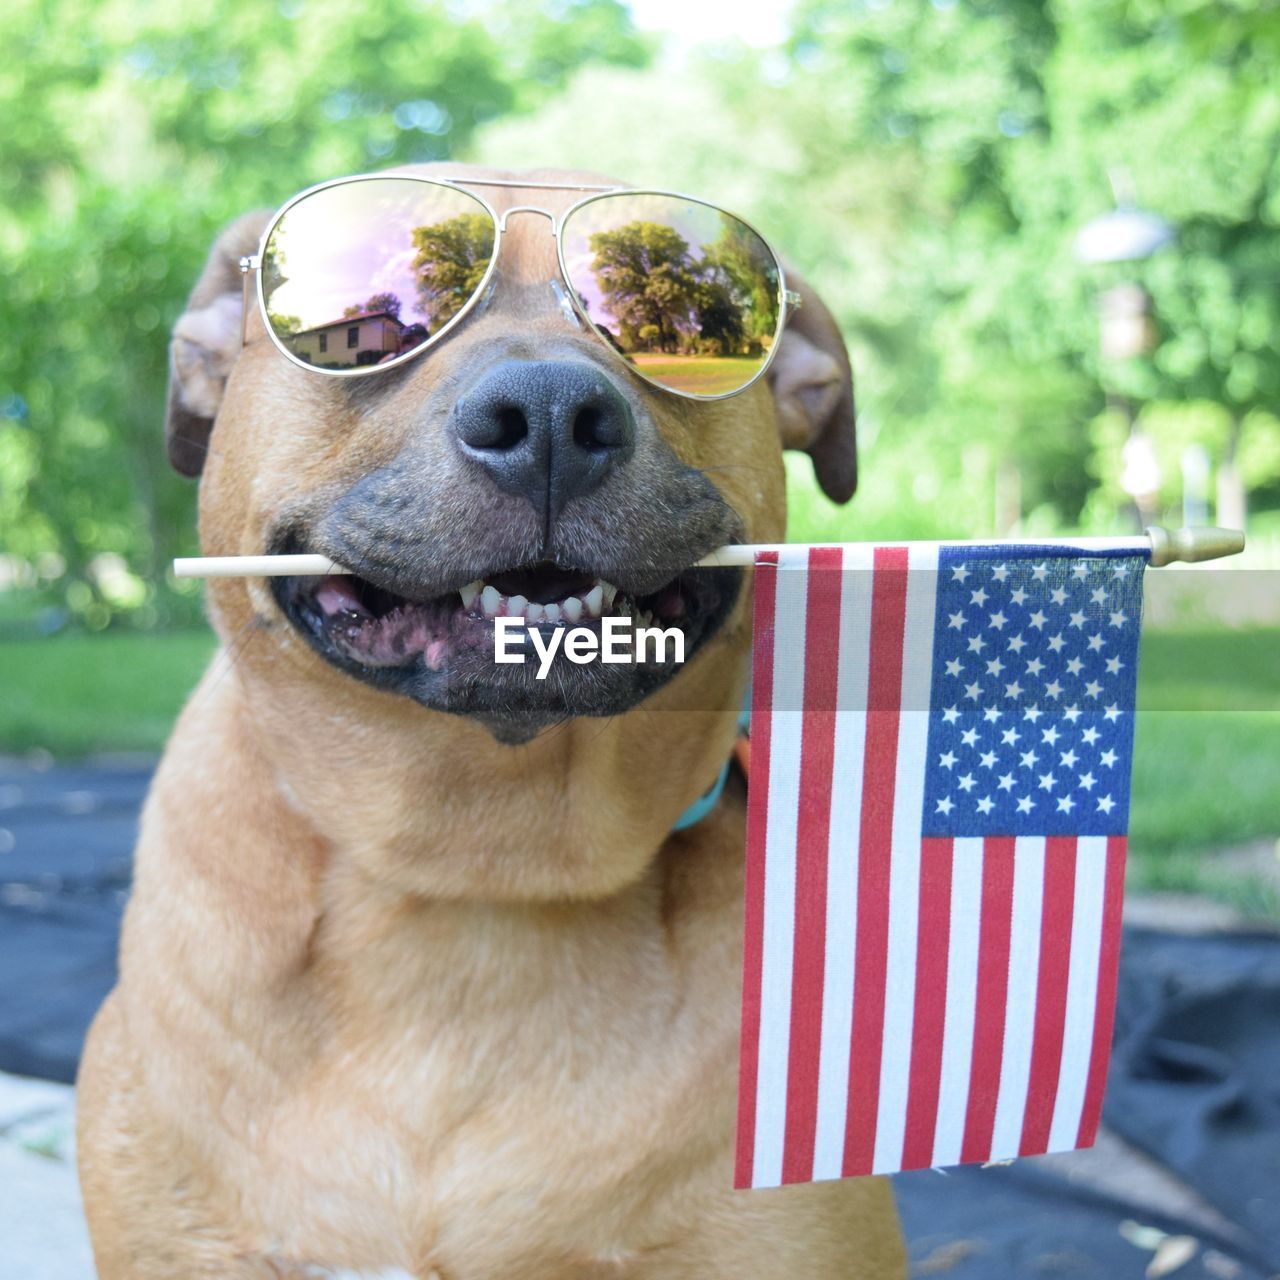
[921,547,1146,838]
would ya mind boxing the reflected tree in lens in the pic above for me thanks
[343,291,403,320]
[586,221,699,354]
[411,212,495,330]
[262,241,301,335]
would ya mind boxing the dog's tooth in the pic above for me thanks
[584,584,604,616]
[543,602,561,624]
[507,594,528,618]
[562,596,583,622]
[481,585,502,618]
[526,601,545,623]
[459,580,483,610]
[599,581,618,608]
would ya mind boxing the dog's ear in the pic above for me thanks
[765,264,857,503]
[165,210,273,476]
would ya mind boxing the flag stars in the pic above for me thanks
[1045,680,1064,700]
[1066,656,1084,676]
[1091,587,1108,605]
[967,635,987,654]
[1010,587,1028,606]
[988,610,1008,630]
[1025,657,1045,677]
[1060,749,1079,769]
[1004,680,1024,700]
[1032,564,1049,582]
[942,704,960,724]
[1029,610,1048,630]
[1023,704,1043,723]
[1042,726,1061,746]
[1079,771,1097,791]
[1081,726,1100,745]
[952,566,971,582]
[1097,794,1116,814]
[1020,749,1039,769]
[986,657,1005,677]
[1069,610,1087,629]
[976,795,995,815]
[1038,772,1057,791]
[992,565,1009,582]
[961,728,979,747]
[1110,609,1129,628]
[1103,703,1122,723]
[1112,565,1129,579]
[948,611,966,630]
[939,751,958,770]
[1084,680,1103,699]
[1087,633,1104,652]
[957,773,977,793]
[970,587,989,607]
[1002,727,1021,746]
[965,681,982,701]
[1100,749,1118,768]
[1008,633,1027,654]
[1048,632,1065,652]
[980,750,997,769]
[1064,704,1083,724]
[946,658,963,677]
[1051,587,1068,606]
[983,706,1002,723]
[1017,795,1035,814]
[936,796,955,815]
[1071,563,1090,581]
[1106,656,1124,675]
[1056,795,1076,813]
[997,772,1015,792]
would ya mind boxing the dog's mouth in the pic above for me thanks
[272,555,740,732]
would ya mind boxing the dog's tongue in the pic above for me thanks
[315,576,370,617]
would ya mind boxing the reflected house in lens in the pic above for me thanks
[287,309,429,369]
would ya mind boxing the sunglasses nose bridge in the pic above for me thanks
[494,205,559,235]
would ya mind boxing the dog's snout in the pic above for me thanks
[451,360,635,522]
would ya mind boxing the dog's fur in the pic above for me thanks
[76,165,906,1278]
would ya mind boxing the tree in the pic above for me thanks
[343,292,403,320]
[586,221,700,353]
[412,214,496,331]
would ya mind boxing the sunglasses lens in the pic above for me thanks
[560,193,782,397]
[261,178,496,370]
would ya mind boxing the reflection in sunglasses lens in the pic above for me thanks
[560,193,782,397]
[261,178,496,370]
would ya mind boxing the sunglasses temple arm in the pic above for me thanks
[238,255,258,348]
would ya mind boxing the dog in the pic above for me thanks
[76,163,907,1278]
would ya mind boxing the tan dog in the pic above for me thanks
[76,164,906,1278]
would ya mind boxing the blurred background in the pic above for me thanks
[0,0,1277,900]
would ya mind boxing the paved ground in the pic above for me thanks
[3,755,1277,1279]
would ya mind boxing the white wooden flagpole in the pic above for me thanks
[171,526,1245,579]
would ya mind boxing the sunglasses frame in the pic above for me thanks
[240,173,800,403]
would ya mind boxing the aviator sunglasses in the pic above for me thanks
[240,174,800,401]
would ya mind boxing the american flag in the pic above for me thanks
[736,543,1145,1189]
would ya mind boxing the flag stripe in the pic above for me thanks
[1019,836,1078,1155]
[989,837,1047,1161]
[961,835,1016,1163]
[1076,835,1127,1147]
[1047,836,1109,1151]
[901,836,954,1169]
[931,837,984,1167]
[811,546,876,1182]
[781,548,844,1183]
[734,551,778,1190]
[842,545,910,1177]
[872,544,940,1175]
[750,548,810,1186]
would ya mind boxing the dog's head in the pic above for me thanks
[170,164,856,744]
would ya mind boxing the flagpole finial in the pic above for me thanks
[1146,525,1246,567]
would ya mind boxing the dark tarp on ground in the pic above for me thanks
[2,758,1278,1277]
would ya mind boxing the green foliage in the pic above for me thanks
[411,212,497,330]
[0,0,648,625]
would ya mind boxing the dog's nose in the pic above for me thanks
[451,360,635,521]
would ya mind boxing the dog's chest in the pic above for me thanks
[240,897,742,1276]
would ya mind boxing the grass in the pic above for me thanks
[629,354,760,395]
[1,624,1276,909]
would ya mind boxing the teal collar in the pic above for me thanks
[672,698,751,833]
